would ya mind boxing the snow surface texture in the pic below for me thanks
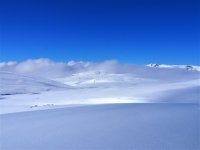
[0,59,200,150]
[1,104,199,150]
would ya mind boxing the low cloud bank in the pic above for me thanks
[0,58,127,78]
[0,58,199,81]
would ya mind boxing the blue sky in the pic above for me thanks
[0,0,199,64]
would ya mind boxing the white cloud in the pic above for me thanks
[0,58,199,81]
[0,59,126,78]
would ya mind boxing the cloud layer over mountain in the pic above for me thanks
[0,59,124,77]
[0,58,199,81]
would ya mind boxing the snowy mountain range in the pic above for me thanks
[0,59,199,114]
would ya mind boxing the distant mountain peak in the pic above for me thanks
[147,64,200,71]
[185,65,194,70]
[147,63,159,68]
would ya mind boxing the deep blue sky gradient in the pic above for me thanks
[0,0,199,64]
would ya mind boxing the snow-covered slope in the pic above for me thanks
[0,60,199,150]
[54,71,155,87]
[0,71,70,95]
[0,60,200,114]
[0,66,199,114]
[1,104,199,150]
